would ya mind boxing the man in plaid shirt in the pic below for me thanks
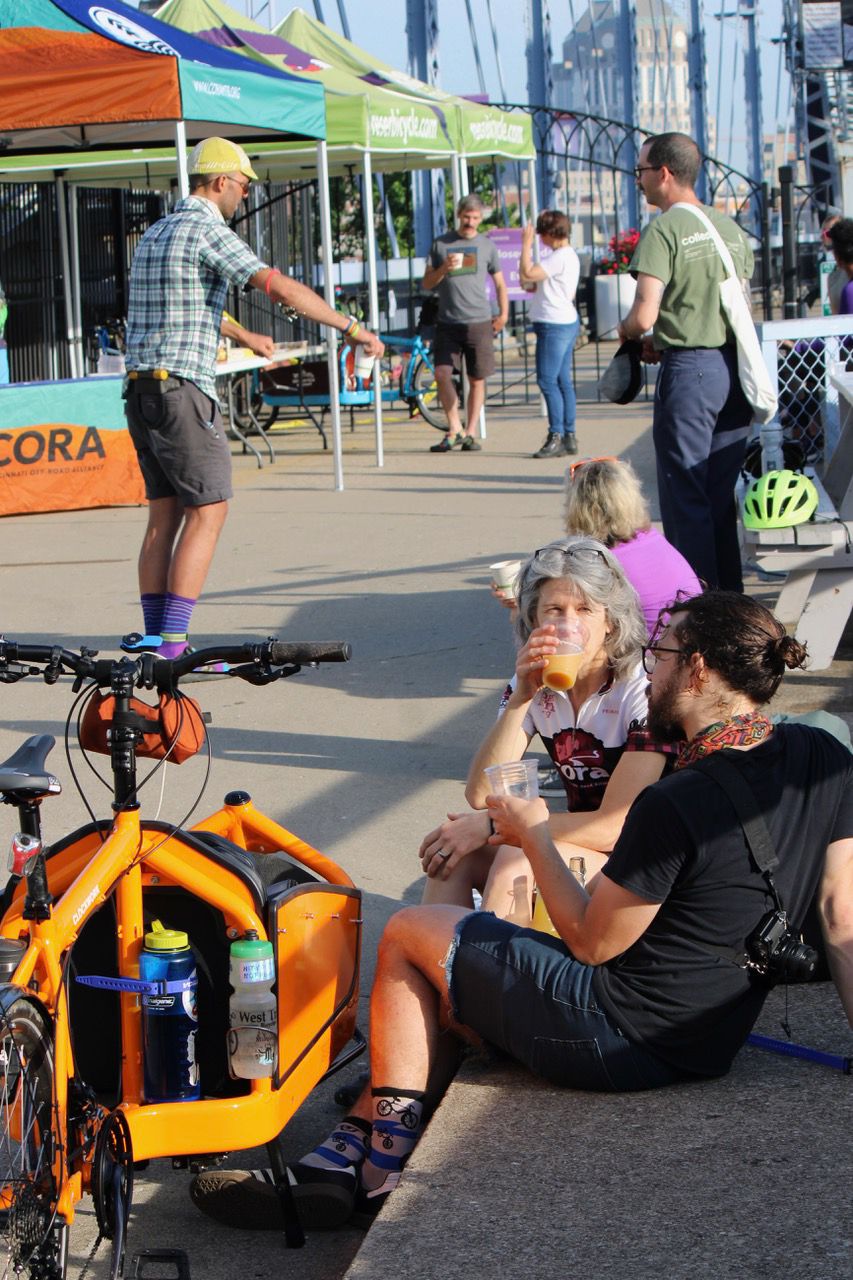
[124,137,383,662]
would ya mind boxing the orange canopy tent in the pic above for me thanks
[0,27,185,149]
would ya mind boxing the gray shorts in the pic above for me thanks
[125,377,232,506]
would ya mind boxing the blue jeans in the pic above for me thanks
[533,321,579,437]
[447,913,691,1092]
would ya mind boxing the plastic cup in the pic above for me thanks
[490,559,522,600]
[483,759,540,800]
[447,252,464,272]
[542,620,588,692]
[354,347,375,381]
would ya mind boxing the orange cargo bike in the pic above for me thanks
[0,637,364,1278]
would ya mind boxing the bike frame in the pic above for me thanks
[2,798,360,1225]
[0,642,362,1239]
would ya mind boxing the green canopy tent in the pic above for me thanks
[276,7,535,169]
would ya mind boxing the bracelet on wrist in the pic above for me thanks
[340,314,360,338]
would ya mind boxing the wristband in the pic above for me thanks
[264,269,282,296]
[341,314,360,339]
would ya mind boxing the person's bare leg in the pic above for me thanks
[166,500,229,600]
[138,497,182,596]
[481,844,535,919]
[464,377,485,437]
[482,842,612,919]
[435,365,463,437]
[420,845,494,907]
[368,905,467,1091]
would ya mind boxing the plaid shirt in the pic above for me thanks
[125,196,266,398]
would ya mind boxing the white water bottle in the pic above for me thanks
[227,930,277,1079]
[760,421,784,474]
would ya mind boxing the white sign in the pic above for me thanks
[802,1,843,68]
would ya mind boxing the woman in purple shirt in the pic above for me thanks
[828,218,853,317]
[564,456,701,635]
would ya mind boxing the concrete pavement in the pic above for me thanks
[0,370,851,1278]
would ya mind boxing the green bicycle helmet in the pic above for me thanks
[742,469,818,530]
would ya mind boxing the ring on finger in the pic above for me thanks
[435,849,451,860]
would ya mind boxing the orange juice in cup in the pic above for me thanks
[542,620,588,692]
[542,649,584,691]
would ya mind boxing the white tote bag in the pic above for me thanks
[673,203,778,425]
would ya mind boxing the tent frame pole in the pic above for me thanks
[55,175,79,379]
[68,184,85,377]
[361,149,384,468]
[175,121,189,198]
[317,140,345,491]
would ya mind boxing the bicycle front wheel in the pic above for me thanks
[0,998,67,1280]
[411,357,450,430]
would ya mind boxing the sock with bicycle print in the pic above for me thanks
[141,592,166,636]
[298,1116,372,1176]
[360,1089,424,1198]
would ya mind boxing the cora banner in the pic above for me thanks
[0,377,145,517]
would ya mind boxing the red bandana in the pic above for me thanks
[675,711,774,770]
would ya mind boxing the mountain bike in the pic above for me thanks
[0,638,364,1278]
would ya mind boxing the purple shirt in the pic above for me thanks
[611,528,701,635]
[840,278,853,315]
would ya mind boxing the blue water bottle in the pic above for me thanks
[140,919,200,1102]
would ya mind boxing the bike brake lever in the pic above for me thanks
[228,661,302,685]
[0,665,33,685]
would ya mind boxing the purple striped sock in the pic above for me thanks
[141,593,166,636]
[161,593,196,639]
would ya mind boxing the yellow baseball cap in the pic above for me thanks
[188,137,258,182]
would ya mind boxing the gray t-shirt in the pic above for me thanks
[428,230,500,324]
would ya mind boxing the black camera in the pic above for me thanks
[746,909,818,983]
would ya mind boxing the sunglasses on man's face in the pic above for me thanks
[568,456,619,480]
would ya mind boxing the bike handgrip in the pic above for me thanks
[269,641,352,665]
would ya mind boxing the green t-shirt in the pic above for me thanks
[630,204,754,350]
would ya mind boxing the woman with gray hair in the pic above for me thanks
[420,536,679,918]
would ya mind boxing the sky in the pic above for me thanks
[136,0,792,176]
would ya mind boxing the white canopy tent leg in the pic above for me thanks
[55,176,80,379]
[317,140,345,491]
[175,121,189,198]
[361,149,384,468]
[68,184,85,378]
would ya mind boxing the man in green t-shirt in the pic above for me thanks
[618,132,754,592]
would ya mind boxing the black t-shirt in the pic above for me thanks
[593,724,853,1077]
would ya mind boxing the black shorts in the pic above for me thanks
[434,320,496,381]
[125,377,232,506]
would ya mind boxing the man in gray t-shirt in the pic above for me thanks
[422,195,508,453]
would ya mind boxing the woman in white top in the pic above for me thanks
[520,210,582,459]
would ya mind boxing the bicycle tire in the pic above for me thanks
[411,357,458,431]
[0,998,67,1280]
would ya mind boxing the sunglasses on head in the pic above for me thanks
[533,543,608,566]
[568,456,619,480]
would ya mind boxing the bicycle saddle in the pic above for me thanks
[0,734,62,798]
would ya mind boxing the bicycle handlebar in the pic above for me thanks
[0,638,352,691]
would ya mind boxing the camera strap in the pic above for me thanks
[688,755,778,969]
[690,753,784,910]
